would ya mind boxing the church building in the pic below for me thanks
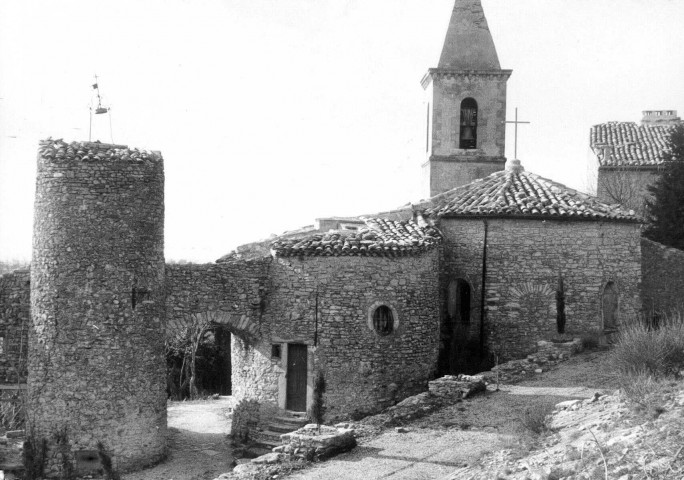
[198,0,643,423]
[6,1,679,464]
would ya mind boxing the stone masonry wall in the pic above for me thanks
[597,168,660,217]
[263,252,441,420]
[165,259,271,338]
[641,238,684,314]
[165,259,275,402]
[424,73,509,196]
[440,218,642,360]
[424,157,504,200]
[0,270,30,383]
[430,73,508,158]
[29,145,167,476]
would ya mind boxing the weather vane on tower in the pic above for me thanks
[89,74,113,143]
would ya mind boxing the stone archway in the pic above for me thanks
[166,311,261,399]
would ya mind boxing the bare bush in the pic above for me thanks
[610,313,684,378]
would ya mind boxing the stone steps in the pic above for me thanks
[252,429,284,448]
[252,411,309,449]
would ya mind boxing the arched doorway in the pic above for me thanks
[602,282,618,330]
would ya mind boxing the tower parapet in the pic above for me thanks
[29,139,167,476]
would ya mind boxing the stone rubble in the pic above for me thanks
[482,339,584,385]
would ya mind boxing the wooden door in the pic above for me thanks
[286,344,307,411]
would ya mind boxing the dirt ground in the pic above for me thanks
[122,397,234,480]
[286,350,616,480]
[120,350,616,480]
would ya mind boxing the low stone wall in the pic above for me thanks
[484,339,583,384]
[0,270,30,383]
[428,374,486,399]
[278,424,356,460]
[641,238,684,314]
[231,399,260,442]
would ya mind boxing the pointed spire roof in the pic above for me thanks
[438,0,501,70]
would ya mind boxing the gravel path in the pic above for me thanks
[122,398,234,480]
[288,429,503,480]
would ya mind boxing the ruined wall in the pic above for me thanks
[0,270,30,383]
[641,238,684,314]
[440,218,642,360]
[29,141,166,476]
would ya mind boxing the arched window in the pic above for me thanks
[602,282,618,330]
[459,98,478,150]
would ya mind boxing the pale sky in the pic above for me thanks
[1,0,683,262]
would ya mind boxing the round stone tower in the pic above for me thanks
[28,139,167,476]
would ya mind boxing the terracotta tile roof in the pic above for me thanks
[271,217,442,257]
[38,138,161,162]
[590,122,673,167]
[422,164,638,222]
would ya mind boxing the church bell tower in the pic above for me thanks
[422,0,512,198]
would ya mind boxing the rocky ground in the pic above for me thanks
[280,350,683,480]
[4,350,681,480]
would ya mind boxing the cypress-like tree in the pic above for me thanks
[645,124,684,250]
[556,273,566,334]
[308,371,326,433]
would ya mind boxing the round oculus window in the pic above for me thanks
[372,305,395,336]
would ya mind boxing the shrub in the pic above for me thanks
[308,371,326,431]
[610,312,684,378]
[519,400,556,434]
